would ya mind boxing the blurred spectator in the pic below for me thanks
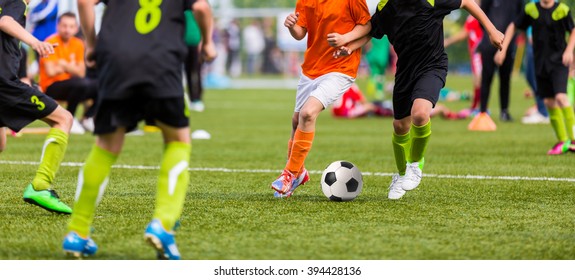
[332,84,392,118]
[242,19,265,75]
[262,18,281,74]
[224,19,241,77]
[365,36,391,101]
[39,12,97,134]
[28,0,58,61]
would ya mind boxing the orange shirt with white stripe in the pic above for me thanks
[295,0,371,79]
[39,34,85,92]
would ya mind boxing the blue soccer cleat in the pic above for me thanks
[62,231,98,258]
[144,219,181,260]
[274,168,310,198]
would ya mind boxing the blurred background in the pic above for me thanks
[24,0,575,89]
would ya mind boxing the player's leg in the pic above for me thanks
[498,49,514,121]
[479,51,496,114]
[273,73,353,196]
[540,71,569,154]
[186,45,205,112]
[145,122,189,260]
[546,97,569,155]
[273,112,311,198]
[271,74,312,196]
[17,88,74,214]
[272,97,321,194]
[64,99,129,257]
[558,94,574,142]
[64,130,123,257]
[143,97,191,260]
[470,53,482,111]
[0,127,6,153]
[403,72,442,191]
[551,68,575,151]
[388,89,412,200]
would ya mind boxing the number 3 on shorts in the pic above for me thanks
[135,0,162,35]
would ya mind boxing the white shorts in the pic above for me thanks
[294,73,354,112]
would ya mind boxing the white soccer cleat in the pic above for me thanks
[70,119,86,134]
[81,117,95,132]
[402,162,422,191]
[388,173,406,200]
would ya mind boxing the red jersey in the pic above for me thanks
[332,84,363,117]
[464,15,483,54]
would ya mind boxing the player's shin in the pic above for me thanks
[68,145,117,237]
[31,128,68,190]
[549,108,568,141]
[392,132,410,175]
[409,121,431,165]
[561,107,575,140]
[154,142,191,231]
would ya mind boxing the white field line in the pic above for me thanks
[1,160,575,183]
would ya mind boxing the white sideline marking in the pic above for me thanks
[1,160,575,182]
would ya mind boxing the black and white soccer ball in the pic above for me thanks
[320,161,363,201]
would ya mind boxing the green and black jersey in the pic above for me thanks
[0,0,27,82]
[96,0,196,99]
[514,2,575,76]
[369,0,461,96]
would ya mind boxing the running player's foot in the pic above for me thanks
[274,168,310,198]
[388,174,406,200]
[144,219,180,260]
[190,100,205,112]
[62,231,98,258]
[271,169,297,194]
[547,141,570,155]
[569,142,575,153]
[402,162,423,191]
[23,184,72,214]
[500,110,513,122]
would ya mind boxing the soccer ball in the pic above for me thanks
[320,161,363,201]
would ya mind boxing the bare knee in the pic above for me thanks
[299,107,320,125]
[393,119,411,135]
[43,106,73,133]
[411,110,430,126]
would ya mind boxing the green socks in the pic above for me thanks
[562,107,574,140]
[68,145,117,237]
[154,142,191,231]
[31,128,68,191]
[392,132,410,175]
[549,108,568,142]
[409,121,431,163]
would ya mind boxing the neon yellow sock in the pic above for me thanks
[409,121,431,164]
[154,142,191,231]
[31,128,68,191]
[549,108,568,142]
[68,145,117,237]
[567,77,575,106]
[392,132,410,175]
[561,106,575,140]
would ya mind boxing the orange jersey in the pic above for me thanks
[295,0,370,79]
[39,35,85,92]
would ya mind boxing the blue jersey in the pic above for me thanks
[29,0,58,42]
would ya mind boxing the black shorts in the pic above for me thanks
[393,71,445,119]
[0,80,58,132]
[94,96,189,135]
[536,66,568,98]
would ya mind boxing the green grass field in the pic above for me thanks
[0,75,574,260]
